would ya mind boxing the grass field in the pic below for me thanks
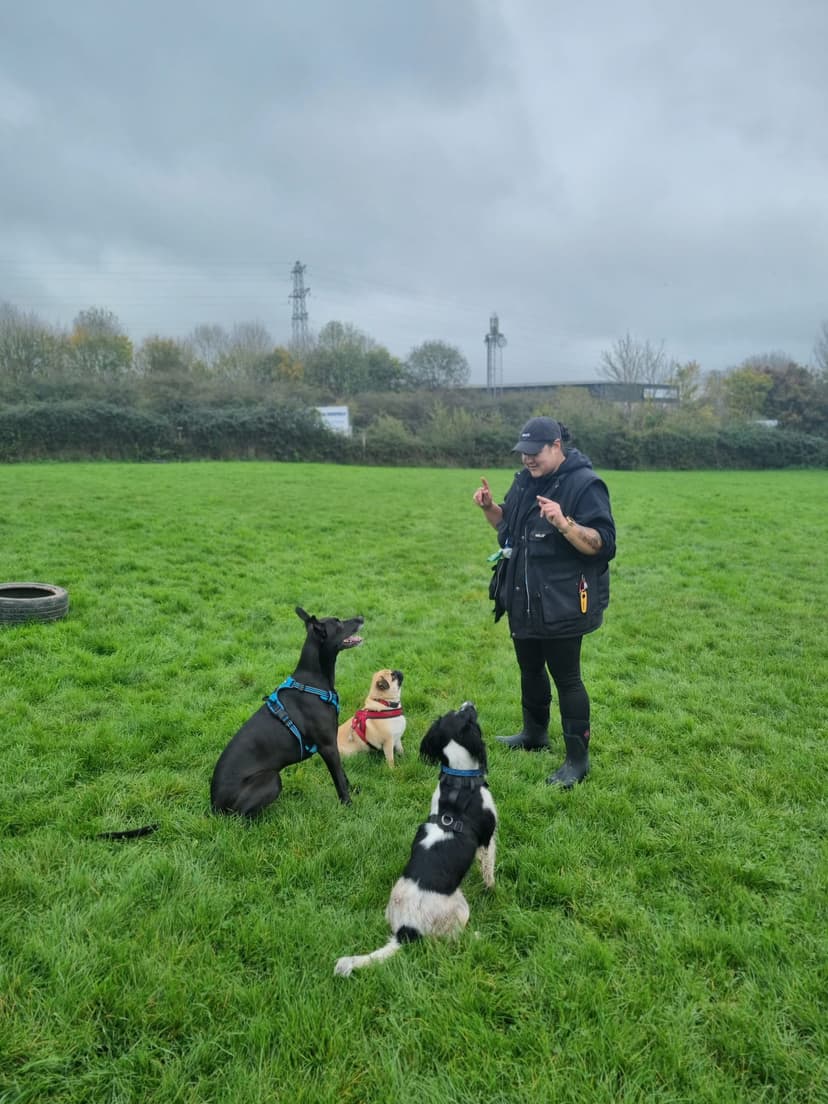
[0,461,826,1104]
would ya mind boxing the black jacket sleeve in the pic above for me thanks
[572,477,616,562]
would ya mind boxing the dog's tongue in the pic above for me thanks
[343,635,363,648]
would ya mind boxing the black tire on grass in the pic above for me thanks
[0,582,70,625]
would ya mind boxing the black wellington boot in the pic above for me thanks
[546,720,590,787]
[497,709,550,751]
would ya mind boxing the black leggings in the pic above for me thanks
[511,635,589,726]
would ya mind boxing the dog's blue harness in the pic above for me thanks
[264,676,340,760]
[430,766,487,834]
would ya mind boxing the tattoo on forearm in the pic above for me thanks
[585,531,602,551]
[573,524,602,553]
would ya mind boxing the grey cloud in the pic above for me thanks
[2,0,827,381]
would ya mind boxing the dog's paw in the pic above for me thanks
[334,957,355,977]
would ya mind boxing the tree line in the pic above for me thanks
[1,303,827,467]
[599,330,828,436]
[0,304,471,406]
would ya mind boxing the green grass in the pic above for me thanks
[0,462,826,1104]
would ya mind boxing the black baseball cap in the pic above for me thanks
[511,416,562,455]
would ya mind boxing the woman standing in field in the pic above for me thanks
[473,416,616,787]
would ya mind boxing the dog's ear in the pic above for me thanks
[462,716,487,772]
[418,717,447,765]
[391,670,404,685]
[296,607,323,634]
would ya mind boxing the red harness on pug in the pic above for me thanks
[351,700,403,744]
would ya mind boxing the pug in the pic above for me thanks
[337,669,405,768]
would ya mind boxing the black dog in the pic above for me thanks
[211,606,364,818]
[334,701,497,975]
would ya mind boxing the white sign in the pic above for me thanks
[316,405,351,435]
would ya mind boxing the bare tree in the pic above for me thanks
[185,321,273,379]
[0,302,63,384]
[220,321,273,379]
[600,332,670,384]
[186,324,229,371]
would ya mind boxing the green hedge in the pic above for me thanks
[1,399,826,468]
[625,425,828,470]
[710,425,828,468]
[175,405,340,460]
[0,401,175,460]
[0,401,339,462]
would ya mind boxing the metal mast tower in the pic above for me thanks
[289,261,310,350]
[484,312,507,397]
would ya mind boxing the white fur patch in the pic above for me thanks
[385,877,470,937]
[418,821,451,850]
[480,786,498,818]
[442,739,477,771]
[429,784,441,817]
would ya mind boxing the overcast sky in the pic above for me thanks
[2,0,827,385]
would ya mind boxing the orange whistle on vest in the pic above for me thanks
[579,574,588,614]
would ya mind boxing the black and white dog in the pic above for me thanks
[334,701,497,976]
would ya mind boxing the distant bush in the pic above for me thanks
[0,397,825,468]
[634,428,718,470]
[348,414,423,466]
[0,401,174,461]
[572,424,640,470]
[711,425,828,469]
[175,404,339,461]
[0,401,340,462]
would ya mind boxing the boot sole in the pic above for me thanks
[496,740,550,752]
[546,771,589,787]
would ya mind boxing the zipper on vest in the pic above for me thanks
[523,519,532,615]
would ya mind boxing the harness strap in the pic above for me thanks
[264,695,314,757]
[264,676,340,760]
[351,707,404,744]
[428,811,464,834]
[280,675,340,711]
[429,767,487,835]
